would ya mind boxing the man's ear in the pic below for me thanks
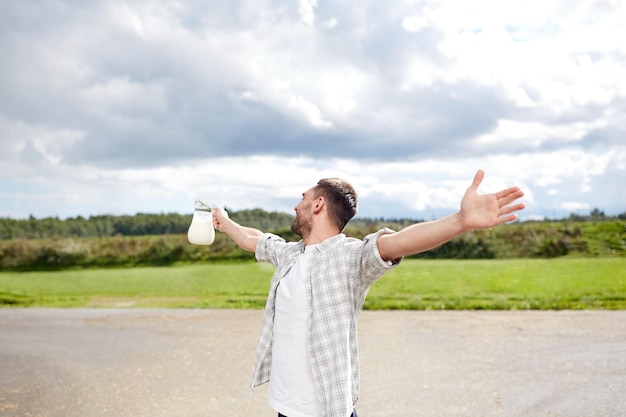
[312,196,324,214]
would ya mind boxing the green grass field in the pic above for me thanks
[1,258,624,309]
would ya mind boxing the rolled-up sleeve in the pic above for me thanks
[359,228,402,286]
[255,233,286,265]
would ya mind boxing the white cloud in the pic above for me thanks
[79,77,167,114]
[298,0,317,27]
[475,119,606,149]
[407,0,626,120]
[0,0,624,221]
[562,201,590,213]
[322,17,338,30]
[1,148,624,220]
[0,118,84,169]
[289,95,333,128]
[402,15,431,33]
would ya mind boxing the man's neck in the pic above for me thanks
[302,228,341,246]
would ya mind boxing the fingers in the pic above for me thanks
[495,187,524,207]
[495,213,519,225]
[471,169,485,190]
[212,208,222,230]
[494,201,525,227]
[500,202,526,216]
[212,207,230,231]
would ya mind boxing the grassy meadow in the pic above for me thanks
[1,257,624,310]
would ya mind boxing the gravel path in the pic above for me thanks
[0,309,624,417]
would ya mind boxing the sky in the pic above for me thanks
[1,0,625,222]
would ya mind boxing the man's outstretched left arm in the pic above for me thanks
[377,169,525,262]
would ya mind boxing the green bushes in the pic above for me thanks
[0,220,623,271]
[411,233,495,259]
[0,234,255,271]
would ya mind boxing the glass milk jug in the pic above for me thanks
[187,200,215,245]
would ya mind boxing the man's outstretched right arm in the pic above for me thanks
[212,207,263,253]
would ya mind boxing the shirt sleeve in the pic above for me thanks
[360,228,403,284]
[255,232,286,266]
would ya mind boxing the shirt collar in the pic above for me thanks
[300,233,345,254]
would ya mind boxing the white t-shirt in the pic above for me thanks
[269,245,322,417]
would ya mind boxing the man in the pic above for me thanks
[212,169,525,417]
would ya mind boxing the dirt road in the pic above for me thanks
[1,309,624,417]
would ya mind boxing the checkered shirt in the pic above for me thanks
[251,229,401,417]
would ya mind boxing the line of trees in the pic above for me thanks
[1,208,624,240]
[0,209,624,270]
[0,209,296,240]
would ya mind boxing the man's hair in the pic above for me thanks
[314,178,358,231]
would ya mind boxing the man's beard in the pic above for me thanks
[291,209,312,238]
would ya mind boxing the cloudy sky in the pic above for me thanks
[1,0,624,222]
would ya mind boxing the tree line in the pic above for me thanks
[0,208,624,270]
[0,209,297,240]
[1,208,623,240]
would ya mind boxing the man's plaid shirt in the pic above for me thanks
[252,229,401,417]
